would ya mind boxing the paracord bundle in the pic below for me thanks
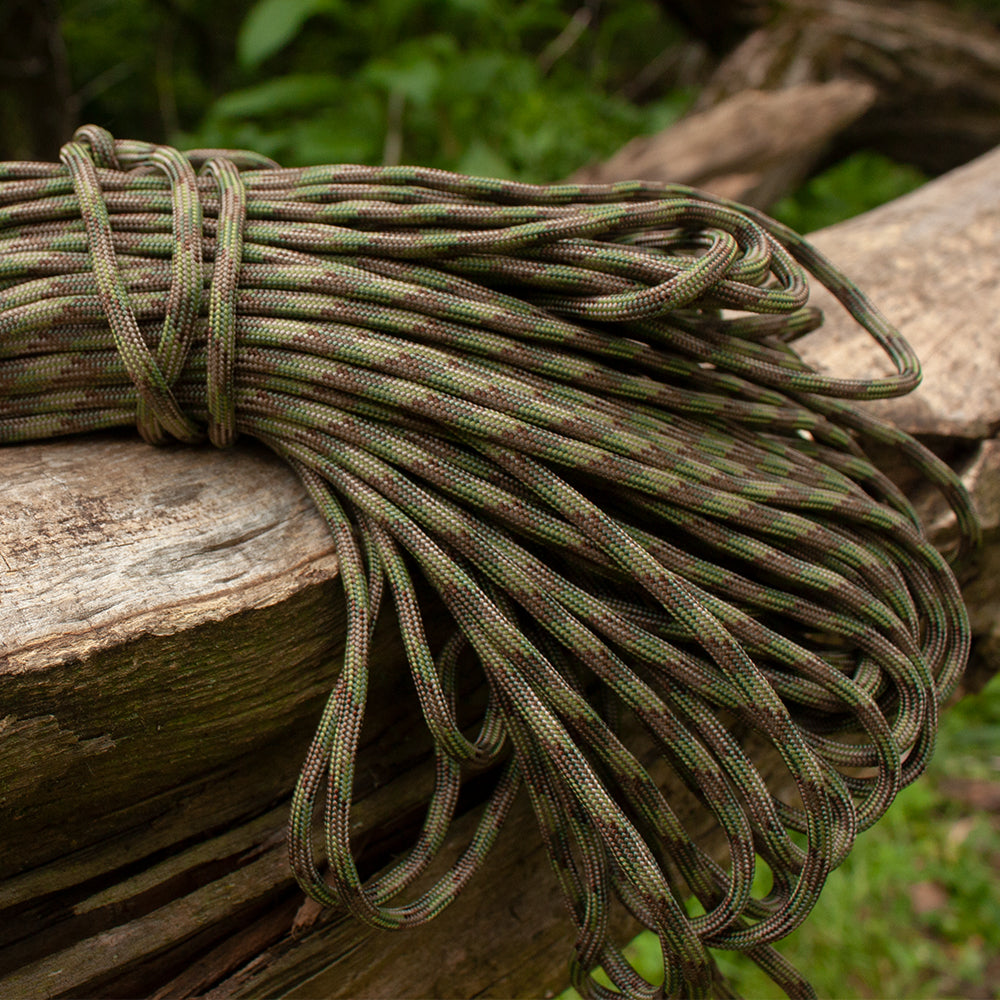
[0,126,978,999]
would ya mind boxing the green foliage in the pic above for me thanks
[60,0,260,139]
[237,0,344,69]
[60,1,929,203]
[59,0,694,178]
[561,673,1000,999]
[60,0,694,179]
[936,671,1000,782]
[772,151,927,233]
[180,0,692,179]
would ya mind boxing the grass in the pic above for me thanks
[559,672,1000,999]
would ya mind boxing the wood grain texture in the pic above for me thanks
[1,435,337,673]
[2,148,999,998]
[799,145,1000,440]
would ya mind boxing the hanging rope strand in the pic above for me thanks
[0,127,978,999]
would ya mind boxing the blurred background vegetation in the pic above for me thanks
[60,0,695,179]
[10,0,698,178]
[8,0,1000,229]
[4,1,999,996]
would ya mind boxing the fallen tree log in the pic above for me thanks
[579,0,1000,206]
[1,146,999,999]
[571,79,876,206]
[661,0,1000,177]
[798,145,1000,693]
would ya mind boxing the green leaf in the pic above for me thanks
[363,35,459,108]
[364,55,442,109]
[455,139,514,180]
[210,74,344,118]
[237,0,338,69]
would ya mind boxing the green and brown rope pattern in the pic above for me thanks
[0,126,979,998]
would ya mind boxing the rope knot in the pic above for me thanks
[59,126,246,448]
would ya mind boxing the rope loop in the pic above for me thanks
[72,123,121,170]
[135,142,206,444]
[60,129,251,447]
[201,156,246,448]
[60,133,201,444]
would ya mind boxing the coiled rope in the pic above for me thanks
[0,126,978,999]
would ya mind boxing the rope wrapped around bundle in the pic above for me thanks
[0,125,979,999]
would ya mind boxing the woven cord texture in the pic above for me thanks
[0,126,979,999]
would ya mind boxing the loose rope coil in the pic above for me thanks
[0,126,978,999]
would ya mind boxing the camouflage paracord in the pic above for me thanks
[0,126,979,999]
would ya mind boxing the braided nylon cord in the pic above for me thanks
[0,126,979,998]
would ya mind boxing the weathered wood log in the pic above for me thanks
[798,144,1000,693]
[660,0,1000,177]
[570,79,876,207]
[2,147,999,999]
